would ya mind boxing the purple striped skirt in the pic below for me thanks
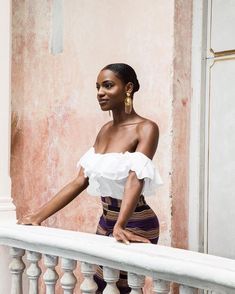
[94,195,159,293]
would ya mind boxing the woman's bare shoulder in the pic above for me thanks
[93,120,112,145]
[137,118,159,136]
[99,120,113,133]
[135,118,159,158]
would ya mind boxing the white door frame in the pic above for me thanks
[188,0,209,252]
[0,1,17,293]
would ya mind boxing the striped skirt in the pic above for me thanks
[94,196,159,294]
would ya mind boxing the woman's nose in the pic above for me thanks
[97,88,105,97]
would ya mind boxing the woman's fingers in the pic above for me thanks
[124,230,150,243]
[116,231,130,245]
[17,215,41,226]
[114,229,150,244]
[18,221,40,226]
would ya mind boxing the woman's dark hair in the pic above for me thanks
[102,63,140,93]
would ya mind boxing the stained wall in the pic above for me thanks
[171,0,192,250]
[11,0,192,292]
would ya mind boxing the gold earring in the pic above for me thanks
[124,93,132,114]
[109,110,111,117]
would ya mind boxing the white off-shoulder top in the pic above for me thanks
[77,147,163,200]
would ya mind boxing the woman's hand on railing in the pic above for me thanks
[113,224,150,245]
[17,171,89,227]
[17,213,41,226]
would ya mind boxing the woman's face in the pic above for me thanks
[96,69,126,111]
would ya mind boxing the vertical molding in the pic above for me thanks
[0,2,17,293]
[50,0,63,55]
[0,0,16,220]
[203,0,213,255]
[188,0,208,252]
[171,0,193,250]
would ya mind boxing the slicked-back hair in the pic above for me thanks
[102,63,140,93]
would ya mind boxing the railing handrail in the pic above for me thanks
[0,224,235,293]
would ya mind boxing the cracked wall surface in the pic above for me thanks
[11,1,192,292]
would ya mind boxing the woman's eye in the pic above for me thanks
[105,84,113,89]
[96,83,113,91]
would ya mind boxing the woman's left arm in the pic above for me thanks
[113,121,159,244]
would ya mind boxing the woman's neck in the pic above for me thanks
[111,108,137,125]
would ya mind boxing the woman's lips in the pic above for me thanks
[99,100,109,105]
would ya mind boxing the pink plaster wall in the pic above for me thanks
[171,1,193,292]
[171,0,192,250]
[11,0,192,293]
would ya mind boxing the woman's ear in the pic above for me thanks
[126,82,134,94]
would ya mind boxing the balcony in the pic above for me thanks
[0,224,235,293]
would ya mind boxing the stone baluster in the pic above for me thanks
[43,254,59,294]
[103,266,120,294]
[26,251,42,294]
[179,285,198,294]
[128,272,145,294]
[61,258,77,294]
[153,279,170,294]
[9,247,26,294]
[80,262,97,294]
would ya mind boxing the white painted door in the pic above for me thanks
[205,0,235,258]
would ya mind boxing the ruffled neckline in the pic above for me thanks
[91,147,152,160]
[77,146,163,198]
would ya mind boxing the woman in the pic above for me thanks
[19,63,163,293]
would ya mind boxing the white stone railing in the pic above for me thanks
[0,225,235,293]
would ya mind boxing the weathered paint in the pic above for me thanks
[11,0,192,293]
[171,0,192,250]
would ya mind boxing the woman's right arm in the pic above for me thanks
[18,167,89,225]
